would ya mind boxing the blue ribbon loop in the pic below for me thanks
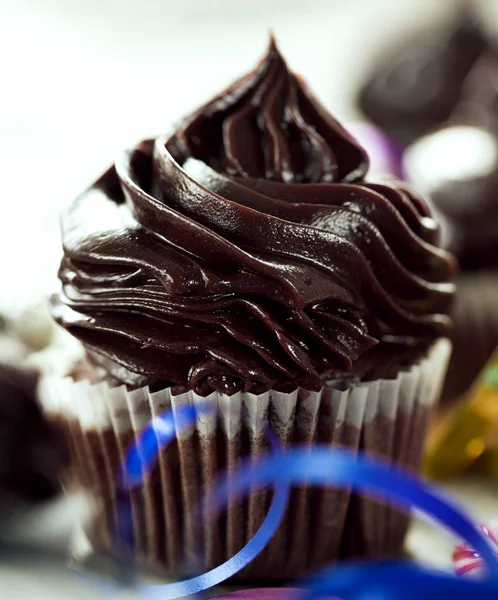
[205,447,498,574]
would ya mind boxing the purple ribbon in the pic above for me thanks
[82,405,498,599]
[346,122,403,179]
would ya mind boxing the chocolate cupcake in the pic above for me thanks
[43,38,455,578]
[404,51,498,401]
[358,5,490,147]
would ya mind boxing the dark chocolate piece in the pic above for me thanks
[358,8,489,147]
[53,39,455,395]
[0,364,67,510]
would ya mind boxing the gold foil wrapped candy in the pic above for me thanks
[425,349,498,479]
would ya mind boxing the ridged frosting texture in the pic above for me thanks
[53,39,456,395]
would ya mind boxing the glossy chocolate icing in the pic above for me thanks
[0,364,67,505]
[53,39,455,395]
[358,7,490,147]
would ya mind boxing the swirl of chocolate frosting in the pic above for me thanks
[53,38,455,395]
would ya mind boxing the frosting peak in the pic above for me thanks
[174,38,368,184]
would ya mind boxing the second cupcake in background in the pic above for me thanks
[44,37,455,579]
[404,51,498,402]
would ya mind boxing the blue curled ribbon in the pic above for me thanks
[120,404,203,489]
[301,562,498,600]
[118,404,291,599]
[205,447,498,573]
[94,405,498,599]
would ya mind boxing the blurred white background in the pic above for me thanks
[0,0,485,315]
